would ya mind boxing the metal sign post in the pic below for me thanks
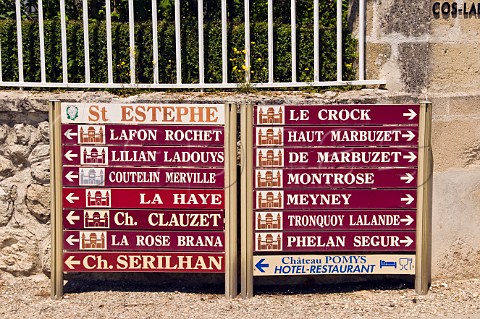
[50,102,236,298]
[241,103,433,297]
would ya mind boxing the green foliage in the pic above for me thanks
[0,0,357,86]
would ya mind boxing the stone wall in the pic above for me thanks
[1,0,480,282]
[363,0,480,279]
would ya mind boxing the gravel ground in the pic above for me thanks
[1,274,480,319]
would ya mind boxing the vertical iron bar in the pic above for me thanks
[60,0,68,83]
[198,0,205,84]
[244,0,251,83]
[268,0,273,83]
[128,0,135,84]
[38,0,46,83]
[313,0,319,82]
[359,0,365,80]
[82,0,91,83]
[336,0,342,81]
[222,0,228,83]
[106,0,114,84]
[152,0,159,84]
[15,0,24,83]
[291,0,296,83]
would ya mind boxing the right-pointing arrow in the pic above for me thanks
[399,236,414,247]
[65,256,81,270]
[401,131,415,141]
[400,215,414,226]
[400,173,414,184]
[402,109,417,120]
[401,194,414,205]
[403,152,417,162]
[66,211,80,225]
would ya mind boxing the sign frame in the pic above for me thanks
[50,102,237,299]
[241,102,433,297]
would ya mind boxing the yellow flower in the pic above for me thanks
[233,66,237,70]
[242,64,247,70]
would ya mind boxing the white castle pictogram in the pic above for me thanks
[80,168,105,186]
[257,170,282,188]
[257,191,283,209]
[257,149,283,167]
[84,210,109,228]
[256,212,282,230]
[81,231,106,249]
[256,233,282,251]
[258,106,284,124]
[79,125,105,144]
[257,128,283,145]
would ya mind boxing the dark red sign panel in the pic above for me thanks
[254,231,416,252]
[255,126,418,147]
[255,210,416,231]
[62,167,224,188]
[63,188,224,209]
[63,252,224,273]
[255,168,417,189]
[254,147,418,168]
[62,124,224,146]
[63,230,224,251]
[62,145,224,167]
[255,105,420,126]
[63,209,224,230]
[254,189,416,210]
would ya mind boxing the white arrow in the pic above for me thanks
[399,236,414,247]
[65,256,81,270]
[402,109,417,120]
[65,171,79,182]
[66,193,80,204]
[66,211,80,225]
[400,215,414,226]
[64,129,78,140]
[403,152,417,162]
[401,194,414,205]
[400,173,414,184]
[66,235,80,246]
[64,150,78,161]
[401,131,415,141]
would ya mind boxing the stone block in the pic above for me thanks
[447,95,480,116]
[25,184,50,223]
[432,119,480,171]
[0,229,38,276]
[432,169,480,278]
[429,43,480,93]
[366,42,391,80]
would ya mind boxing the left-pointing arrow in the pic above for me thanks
[66,235,80,246]
[64,150,78,161]
[65,256,81,270]
[64,129,78,140]
[65,171,79,182]
[255,258,270,273]
[66,193,80,203]
[66,211,80,225]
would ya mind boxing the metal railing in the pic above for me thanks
[0,0,385,89]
